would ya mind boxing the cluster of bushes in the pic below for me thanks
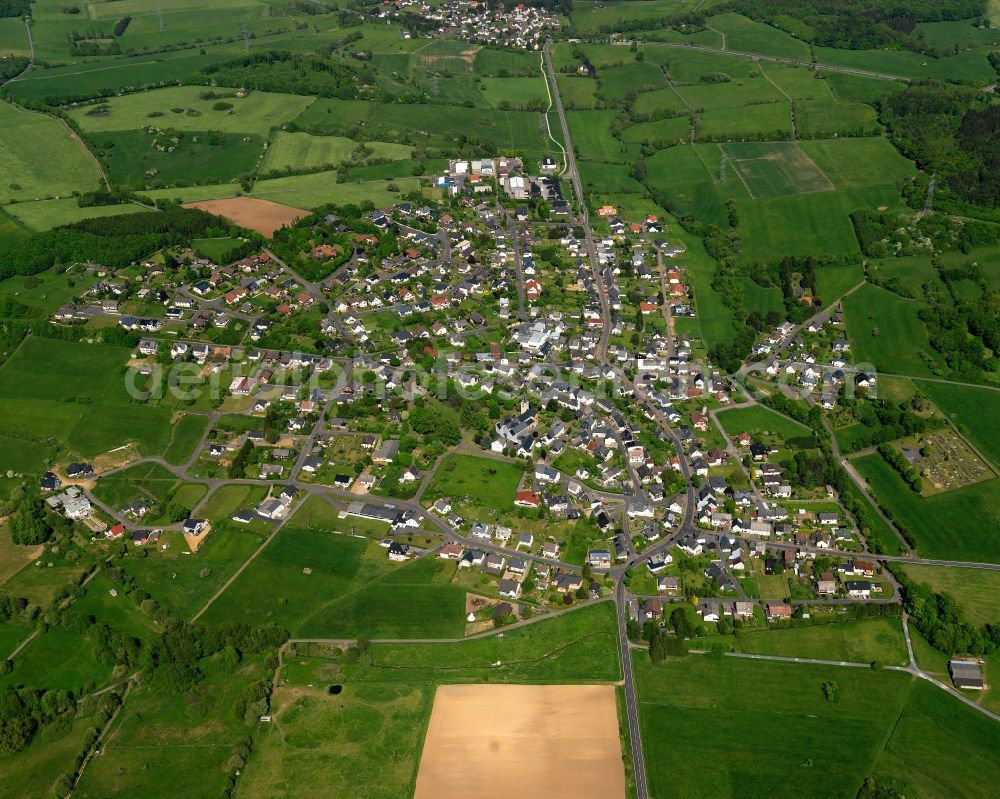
[877,443,923,491]
[894,568,1000,655]
[195,51,368,99]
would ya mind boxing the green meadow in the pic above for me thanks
[199,528,467,638]
[637,655,1000,799]
[853,453,1000,563]
[0,100,101,204]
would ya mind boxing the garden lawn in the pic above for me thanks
[423,454,523,513]
[716,405,811,439]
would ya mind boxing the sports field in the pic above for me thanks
[0,100,101,204]
[723,142,833,199]
[415,685,625,799]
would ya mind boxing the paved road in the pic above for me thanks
[545,38,651,796]
[544,40,612,362]
[615,580,649,799]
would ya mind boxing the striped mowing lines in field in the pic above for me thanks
[722,141,834,199]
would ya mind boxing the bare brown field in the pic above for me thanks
[414,684,626,799]
[184,196,309,237]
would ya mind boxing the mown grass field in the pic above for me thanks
[816,44,994,82]
[557,75,599,109]
[733,617,908,665]
[5,198,146,231]
[676,77,784,111]
[853,452,1000,563]
[68,87,314,136]
[424,454,524,513]
[898,564,1000,627]
[716,404,812,439]
[0,100,100,204]
[599,61,666,100]
[698,101,792,140]
[724,141,833,198]
[795,99,880,138]
[162,414,209,466]
[262,132,413,173]
[354,602,621,684]
[843,283,943,377]
[0,337,178,459]
[566,110,637,163]
[250,171,422,211]
[199,528,466,638]
[621,116,692,147]
[918,381,1000,470]
[632,86,690,116]
[481,76,549,108]
[706,12,812,60]
[637,655,1000,799]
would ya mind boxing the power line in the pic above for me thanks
[924,172,937,214]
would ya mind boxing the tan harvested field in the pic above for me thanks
[414,684,626,799]
[184,196,309,237]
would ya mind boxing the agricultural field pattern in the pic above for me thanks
[0,1,999,798]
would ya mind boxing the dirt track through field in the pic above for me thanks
[184,196,309,237]
[414,684,626,799]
